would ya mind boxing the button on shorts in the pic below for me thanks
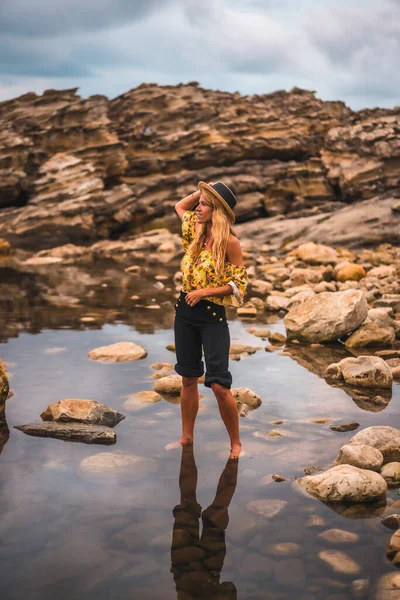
[174,291,232,389]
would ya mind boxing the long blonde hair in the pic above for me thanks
[188,188,234,276]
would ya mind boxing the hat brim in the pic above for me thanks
[198,181,236,223]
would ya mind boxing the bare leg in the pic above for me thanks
[211,383,242,459]
[166,376,199,449]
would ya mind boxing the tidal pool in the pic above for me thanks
[0,290,400,600]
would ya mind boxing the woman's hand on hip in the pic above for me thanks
[185,289,207,306]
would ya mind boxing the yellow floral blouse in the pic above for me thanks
[181,211,248,307]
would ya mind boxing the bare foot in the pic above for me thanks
[229,443,243,459]
[165,437,193,451]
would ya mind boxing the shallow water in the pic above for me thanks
[1,267,400,600]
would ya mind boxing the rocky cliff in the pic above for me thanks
[0,83,399,250]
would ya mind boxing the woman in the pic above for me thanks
[170,181,248,459]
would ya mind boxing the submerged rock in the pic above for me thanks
[318,529,360,544]
[296,465,387,503]
[79,451,157,478]
[247,498,287,519]
[15,422,116,444]
[318,550,361,575]
[284,289,368,343]
[41,399,125,427]
[88,342,147,362]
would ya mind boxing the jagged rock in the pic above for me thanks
[334,444,383,472]
[348,426,400,464]
[14,422,116,444]
[285,289,368,343]
[295,464,387,503]
[232,388,262,412]
[88,342,147,362]
[344,320,396,348]
[324,355,393,389]
[41,399,125,427]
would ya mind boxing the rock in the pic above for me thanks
[14,422,116,444]
[318,550,361,575]
[288,242,338,265]
[265,543,300,557]
[344,320,396,348]
[380,463,400,487]
[268,332,287,345]
[336,262,366,282]
[325,355,393,389]
[80,451,157,478]
[248,328,271,338]
[352,579,369,598]
[40,399,125,427]
[124,391,162,409]
[284,290,368,343]
[290,267,323,286]
[334,444,383,472]
[348,426,400,463]
[392,366,400,380]
[265,295,290,311]
[306,515,326,528]
[0,238,11,256]
[369,265,397,279]
[373,572,400,600]
[381,514,400,530]
[230,344,261,355]
[0,360,9,404]
[387,530,400,566]
[318,529,360,544]
[88,342,147,362]
[250,279,273,295]
[329,422,360,432]
[296,465,387,503]
[166,343,176,352]
[287,289,316,310]
[247,498,287,519]
[232,388,262,410]
[153,375,182,396]
[237,302,258,318]
[272,474,288,482]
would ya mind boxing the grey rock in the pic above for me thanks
[15,422,116,444]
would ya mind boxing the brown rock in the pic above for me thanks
[41,399,125,427]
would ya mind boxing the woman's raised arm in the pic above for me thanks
[175,189,201,221]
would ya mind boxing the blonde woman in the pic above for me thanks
[169,181,248,459]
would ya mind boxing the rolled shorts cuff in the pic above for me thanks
[175,363,204,378]
[204,371,232,390]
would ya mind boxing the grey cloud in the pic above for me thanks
[0,0,176,37]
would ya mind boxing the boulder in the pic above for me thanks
[296,464,387,503]
[284,289,368,343]
[286,290,316,310]
[40,399,125,427]
[380,462,400,487]
[324,355,393,389]
[288,242,338,265]
[14,422,116,444]
[334,444,383,472]
[344,320,396,348]
[348,426,400,464]
[88,342,147,362]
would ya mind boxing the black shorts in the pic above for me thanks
[174,291,232,389]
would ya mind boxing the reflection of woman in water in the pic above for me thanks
[171,445,238,600]
[170,182,248,459]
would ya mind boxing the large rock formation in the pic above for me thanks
[0,83,399,251]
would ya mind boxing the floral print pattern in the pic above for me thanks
[181,211,248,307]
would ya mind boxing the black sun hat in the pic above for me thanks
[198,181,237,222]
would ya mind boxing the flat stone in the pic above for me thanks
[329,422,360,432]
[318,550,361,575]
[15,422,116,444]
[247,499,287,519]
[318,529,360,544]
[88,342,147,362]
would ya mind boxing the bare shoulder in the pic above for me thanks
[226,234,244,265]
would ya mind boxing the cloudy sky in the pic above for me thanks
[0,0,399,109]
